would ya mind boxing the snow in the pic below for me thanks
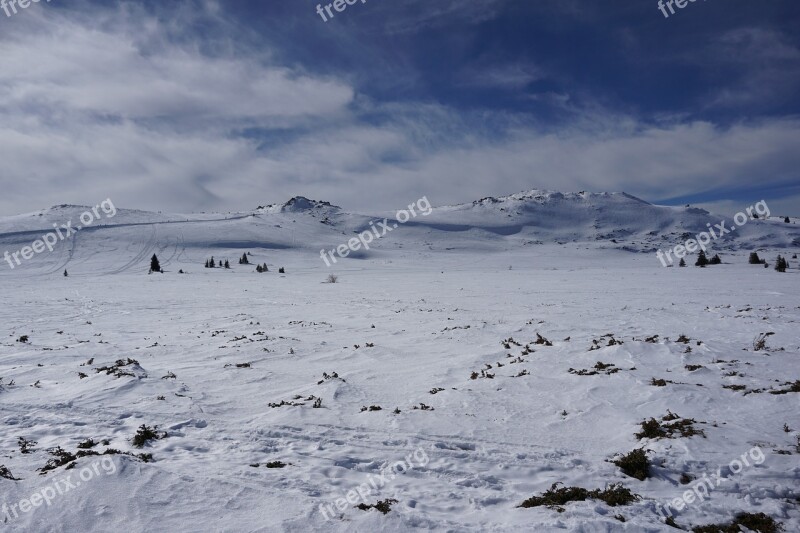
[1,192,798,531]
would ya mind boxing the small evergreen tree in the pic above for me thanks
[709,254,722,265]
[786,216,791,223]
[262,263,268,272]
[749,252,761,265]
[224,260,230,269]
[775,255,787,273]
[695,251,708,267]
[150,254,161,273]
[256,265,263,273]
[63,269,68,277]
[278,267,285,274]
[204,259,209,268]
[210,257,216,268]
[678,258,686,267]
[239,253,249,265]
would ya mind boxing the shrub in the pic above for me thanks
[0,465,20,480]
[753,332,774,351]
[356,499,398,514]
[709,254,722,265]
[691,512,783,533]
[132,425,167,448]
[518,483,640,510]
[326,274,338,283]
[612,449,650,480]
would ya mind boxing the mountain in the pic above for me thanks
[0,191,797,276]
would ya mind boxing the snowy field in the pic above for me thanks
[1,198,799,532]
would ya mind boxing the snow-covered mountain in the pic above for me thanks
[0,191,798,277]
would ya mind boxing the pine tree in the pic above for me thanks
[278,267,285,274]
[786,217,792,223]
[709,254,722,265]
[748,252,762,265]
[239,253,249,265]
[224,260,230,269]
[210,257,216,268]
[63,269,68,277]
[775,255,787,273]
[262,263,268,272]
[695,251,708,267]
[150,254,161,273]
[256,265,263,273]
[678,258,686,267]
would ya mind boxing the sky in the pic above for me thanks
[0,0,798,217]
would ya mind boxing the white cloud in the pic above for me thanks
[0,3,798,217]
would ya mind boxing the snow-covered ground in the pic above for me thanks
[1,193,798,532]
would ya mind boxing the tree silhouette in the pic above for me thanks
[150,254,161,273]
[695,251,708,267]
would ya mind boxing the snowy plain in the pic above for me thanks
[0,192,798,532]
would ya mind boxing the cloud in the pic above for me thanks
[458,63,544,90]
[700,28,800,110]
[0,2,798,217]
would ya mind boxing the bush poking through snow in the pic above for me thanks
[636,413,705,440]
[611,449,651,480]
[96,358,141,378]
[326,274,338,283]
[0,465,20,480]
[753,332,775,352]
[691,512,783,533]
[356,499,398,515]
[18,437,36,454]
[518,482,640,511]
[77,438,98,449]
[132,425,167,448]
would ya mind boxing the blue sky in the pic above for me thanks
[0,0,798,216]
